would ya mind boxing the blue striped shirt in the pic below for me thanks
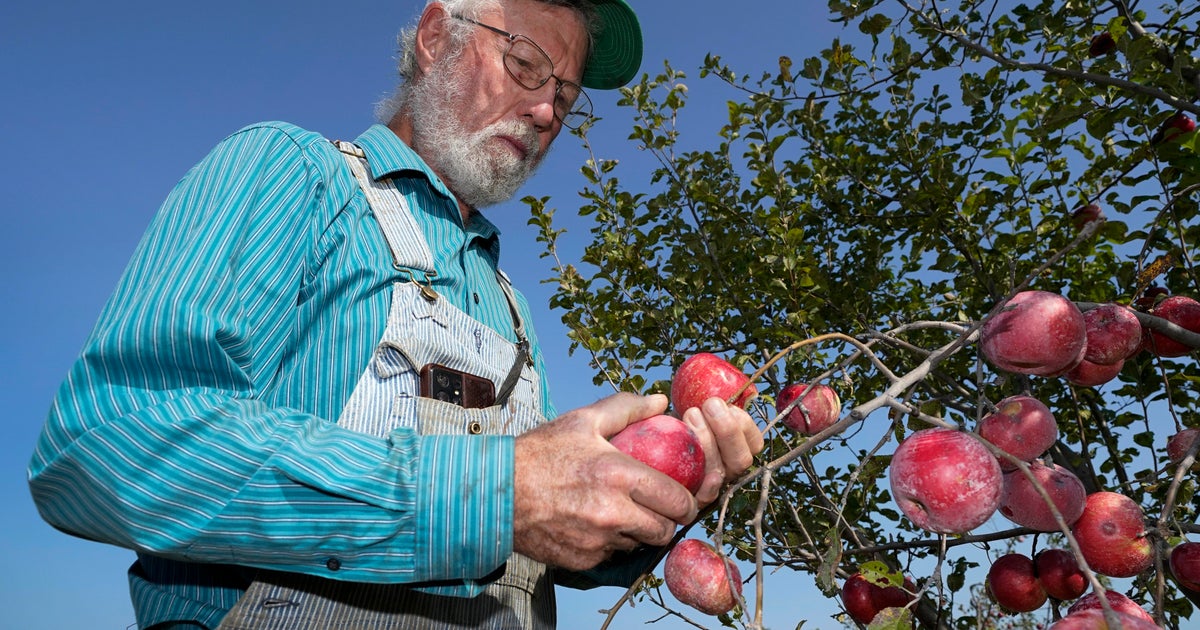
[27,122,559,627]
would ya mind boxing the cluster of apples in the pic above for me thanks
[607,352,755,616]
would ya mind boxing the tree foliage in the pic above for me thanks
[527,0,1200,628]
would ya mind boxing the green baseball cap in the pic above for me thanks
[581,0,643,90]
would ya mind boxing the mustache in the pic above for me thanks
[487,119,541,163]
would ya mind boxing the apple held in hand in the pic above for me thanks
[663,538,742,616]
[998,461,1086,532]
[840,571,916,625]
[981,290,1087,376]
[977,395,1058,470]
[1145,295,1200,357]
[986,553,1048,613]
[775,382,841,435]
[671,352,754,415]
[610,415,705,494]
[1170,541,1200,591]
[889,428,1003,534]
[1082,303,1143,365]
[1071,491,1153,578]
[1033,548,1087,601]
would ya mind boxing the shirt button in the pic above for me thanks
[473,292,480,304]
[325,557,341,571]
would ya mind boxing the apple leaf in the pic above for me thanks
[867,607,914,630]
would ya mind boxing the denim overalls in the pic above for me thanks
[216,141,555,630]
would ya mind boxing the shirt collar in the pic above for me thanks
[354,124,456,201]
[352,124,502,252]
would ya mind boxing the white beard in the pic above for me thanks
[406,60,544,210]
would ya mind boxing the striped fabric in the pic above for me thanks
[27,122,557,628]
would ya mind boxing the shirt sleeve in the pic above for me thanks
[26,122,512,590]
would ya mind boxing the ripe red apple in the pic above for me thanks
[1033,548,1087,601]
[1145,295,1200,357]
[986,553,1048,613]
[1167,427,1200,465]
[1087,32,1117,57]
[1082,303,1143,364]
[889,428,1003,534]
[1066,590,1156,624]
[1134,286,1169,311]
[1071,492,1153,578]
[1152,112,1197,145]
[671,352,754,415]
[775,382,841,435]
[977,395,1058,470]
[1065,357,1124,387]
[610,415,706,494]
[981,290,1087,376]
[1170,541,1200,591]
[841,572,916,625]
[663,538,742,616]
[1070,203,1104,230]
[998,462,1086,532]
[1051,608,1162,630]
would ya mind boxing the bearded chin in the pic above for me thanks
[406,64,542,210]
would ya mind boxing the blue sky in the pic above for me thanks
[1,1,848,628]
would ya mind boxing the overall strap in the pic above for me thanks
[334,139,531,405]
[335,140,438,287]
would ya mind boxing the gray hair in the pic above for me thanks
[375,0,600,122]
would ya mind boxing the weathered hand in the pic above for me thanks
[512,393,697,571]
[683,397,765,505]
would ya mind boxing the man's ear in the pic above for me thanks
[414,4,452,76]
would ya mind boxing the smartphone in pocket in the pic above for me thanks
[418,363,496,409]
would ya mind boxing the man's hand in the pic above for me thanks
[682,397,766,505]
[513,393,697,571]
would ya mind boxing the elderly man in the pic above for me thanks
[28,1,764,628]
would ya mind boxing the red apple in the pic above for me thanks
[671,352,754,415]
[1087,32,1117,57]
[663,538,742,616]
[1065,357,1124,387]
[998,462,1086,532]
[1070,203,1104,230]
[1170,541,1200,591]
[986,553,1048,613]
[775,382,841,435]
[1134,286,1169,311]
[977,395,1059,470]
[1052,608,1162,630]
[981,290,1087,376]
[841,572,916,625]
[1082,303,1143,364]
[1067,590,1156,623]
[1145,295,1200,357]
[610,415,706,494]
[1152,112,1197,145]
[1071,492,1153,578]
[1167,427,1200,465]
[889,428,1003,534]
[1034,548,1087,601]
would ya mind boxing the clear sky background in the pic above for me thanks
[0,1,859,628]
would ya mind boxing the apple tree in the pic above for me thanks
[527,0,1200,628]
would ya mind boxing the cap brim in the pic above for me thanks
[581,0,643,90]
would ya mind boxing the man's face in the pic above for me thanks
[407,0,589,211]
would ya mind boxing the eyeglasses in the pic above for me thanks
[452,14,593,129]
